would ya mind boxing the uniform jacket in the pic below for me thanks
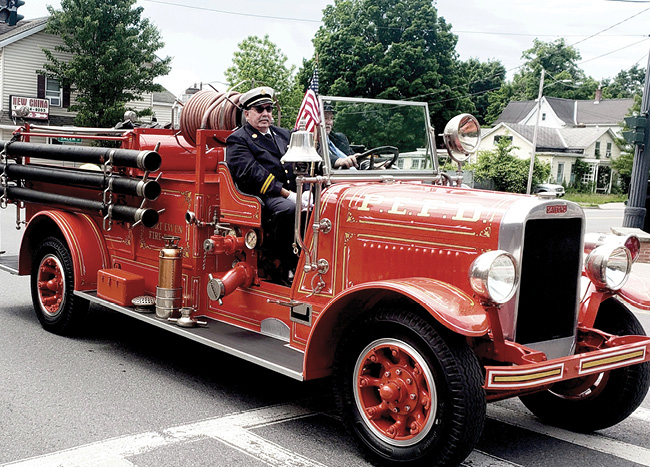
[226,123,295,198]
[329,131,354,156]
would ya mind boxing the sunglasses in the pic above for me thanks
[252,105,274,113]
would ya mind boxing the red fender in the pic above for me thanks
[303,277,488,379]
[19,211,110,290]
[618,272,650,310]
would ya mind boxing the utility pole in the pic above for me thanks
[622,51,650,230]
[526,69,545,195]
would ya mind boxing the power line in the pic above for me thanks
[568,6,650,47]
[141,0,321,23]
[578,37,650,65]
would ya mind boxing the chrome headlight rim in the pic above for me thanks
[469,250,519,304]
[585,244,632,291]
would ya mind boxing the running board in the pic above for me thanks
[0,254,19,275]
[75,290,305,381]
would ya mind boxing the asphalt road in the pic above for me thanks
[1,204,649,467]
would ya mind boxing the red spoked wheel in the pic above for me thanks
[334,309,485,466]
[36,254,65,317]
[31,237,88,335]
[354,338,436,446]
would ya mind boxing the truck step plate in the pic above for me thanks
[75,290,305,380]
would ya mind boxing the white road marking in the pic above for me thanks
[463,450,523,466]
[2,403,326,467]
[487,404,650,466]
[3,402,648,467]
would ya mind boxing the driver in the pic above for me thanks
[324,105,358,170]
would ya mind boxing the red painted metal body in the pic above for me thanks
[6,124,650,394]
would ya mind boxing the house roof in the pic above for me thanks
[493,101,535,125]
[494,96,634,127]
[0,17,48,47]
[153,88,176,104]
[484,122,614,154]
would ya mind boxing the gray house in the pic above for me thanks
[0,17,175,142]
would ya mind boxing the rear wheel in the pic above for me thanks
[31,237,88,335]
[334,309,485,466]
[520,298,650,431]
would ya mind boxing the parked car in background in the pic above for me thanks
[534,183,565,197]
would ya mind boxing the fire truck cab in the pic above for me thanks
[1,93,649,466]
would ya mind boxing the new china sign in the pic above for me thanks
[9,95,49,120]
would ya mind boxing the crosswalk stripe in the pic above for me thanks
[2,404,325,467]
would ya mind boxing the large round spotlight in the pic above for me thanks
[443,113,481,163]
[585,244,631,291]
[469,250,518,304]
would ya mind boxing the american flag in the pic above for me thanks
[294,65,320,131]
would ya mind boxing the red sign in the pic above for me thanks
[9,95,50,120]
[546,204,568,214]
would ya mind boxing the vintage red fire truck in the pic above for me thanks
[1,92,649,466]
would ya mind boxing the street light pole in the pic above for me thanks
[526,68,545,195]
[622,50,650,230]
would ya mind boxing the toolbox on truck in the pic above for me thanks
[96,269,145,307]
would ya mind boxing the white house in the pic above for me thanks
[0,17,176,142]
[479,94,635,193]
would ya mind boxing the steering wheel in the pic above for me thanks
[355,146,399,170]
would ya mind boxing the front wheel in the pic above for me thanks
[520,298,650,432]
[334,309,486,466]
[31,236,89,335]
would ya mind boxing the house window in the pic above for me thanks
[595,141,601,158]
[541,113,546,121]
[412,159,420,169]
[606,142,612,158]
[397,159,404,169]
[494,135,513,144]
[46,78,62,107]
[556,162,565,183]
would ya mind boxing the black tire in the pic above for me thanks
[31,236,89,335]
[520,298,650,432]
[333,309,486,466]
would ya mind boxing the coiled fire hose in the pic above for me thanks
[179,90,243,146]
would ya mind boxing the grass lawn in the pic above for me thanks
[563,192,628,206]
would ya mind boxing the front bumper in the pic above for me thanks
[484,334,650,391]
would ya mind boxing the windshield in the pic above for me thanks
[317,96,437,177]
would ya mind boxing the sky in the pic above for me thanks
[19,0,650,98]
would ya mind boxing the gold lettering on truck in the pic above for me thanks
[452,203,482,222]
[358,194,384,211]
[387,197,411,215]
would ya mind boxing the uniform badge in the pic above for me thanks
[252,133,258,139]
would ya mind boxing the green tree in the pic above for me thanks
[310,0,473,133]
[468,135,549,193]
[43,0,171,128]
[602,64,645,99]
[225,35,303,129]
[462,58,506,125]
[485,38,599,122]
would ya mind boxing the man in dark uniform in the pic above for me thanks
[323,104,358,169]
[226,87,297,281]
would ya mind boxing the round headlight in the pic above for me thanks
[585,244,631,291]
[469,250,518,304]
